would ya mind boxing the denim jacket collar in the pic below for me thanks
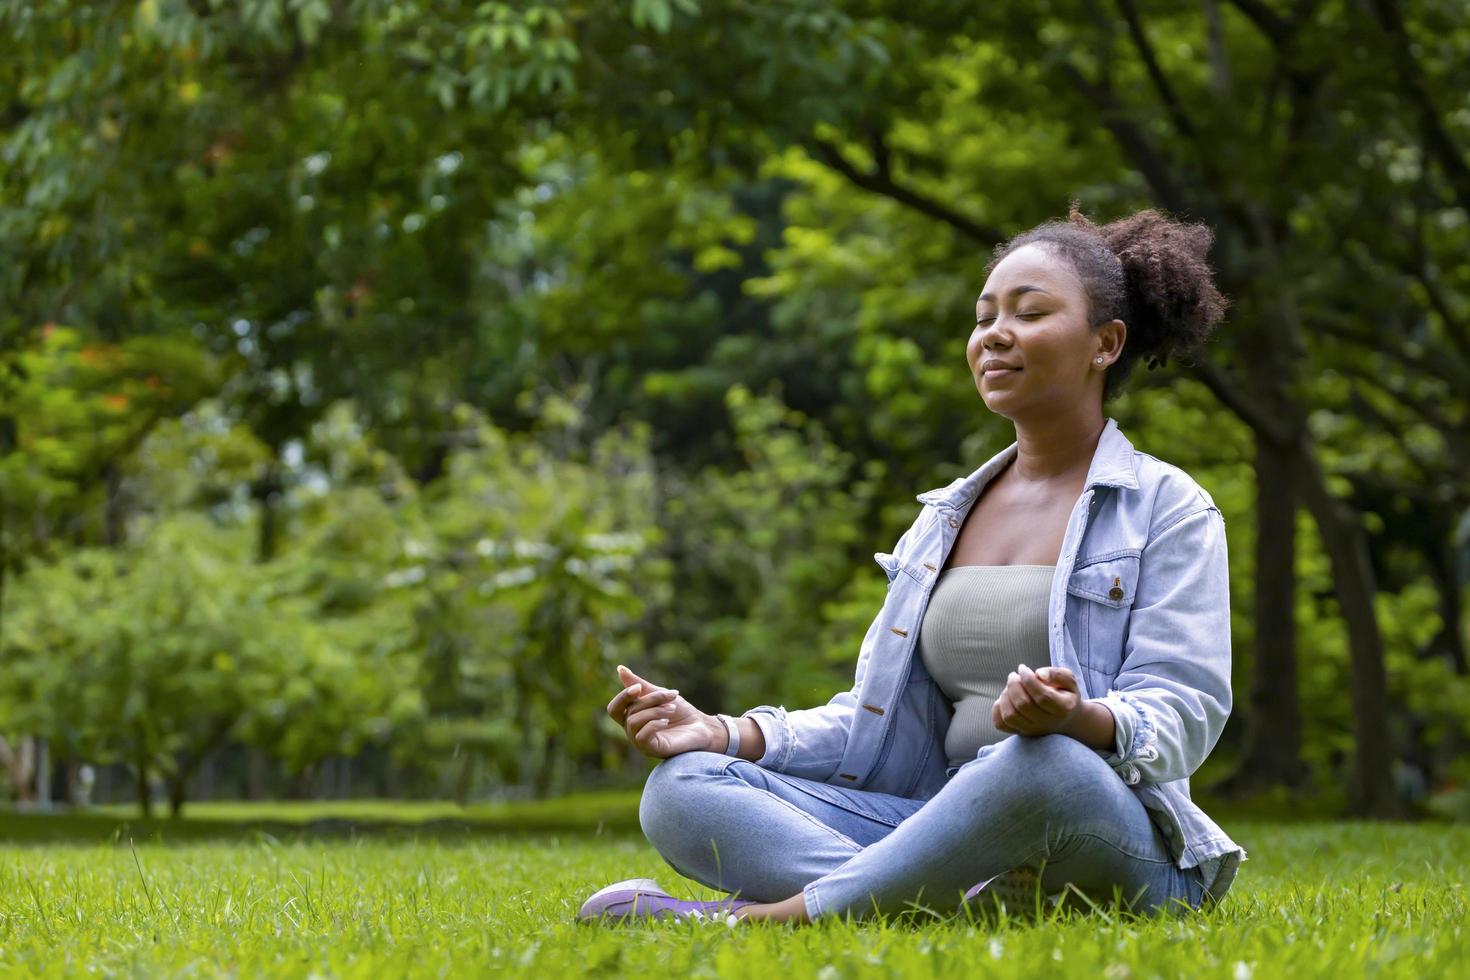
[915,417,1140,510]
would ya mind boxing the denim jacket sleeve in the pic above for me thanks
[1091,505,1233,786]
[737,517,921,780]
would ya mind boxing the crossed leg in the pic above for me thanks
[638,732,1205,923]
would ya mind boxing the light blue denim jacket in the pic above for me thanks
[742,417,1247,904]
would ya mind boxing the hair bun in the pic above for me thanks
[1095,206,1229,373]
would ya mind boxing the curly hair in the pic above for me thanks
[981,202,1229,404]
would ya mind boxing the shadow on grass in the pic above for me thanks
[0,790,646,845]
[6,782,1433,847]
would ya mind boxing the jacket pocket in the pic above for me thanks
[861,667,939,797]
[1066,551,1140,673]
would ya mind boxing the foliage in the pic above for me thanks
[0,512,413,816]
[403,391,669,797]
[1,0,1468,813]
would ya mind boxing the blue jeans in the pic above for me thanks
[638,732,1208,921]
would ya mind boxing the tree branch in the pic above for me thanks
[1113,0,1198,143]
[1053,60,1195,217]
[806,135,1005,245]
[1365,0,1470,211]
[1332,361,1470,471]
[1310,307,1470,394]
[1223,0,1292,45]
[1343,385,1469,488]
[1190,355,1295,448]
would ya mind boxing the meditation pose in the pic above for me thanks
[579,205,1246,926]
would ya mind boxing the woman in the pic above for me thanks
[578,205,1247,926]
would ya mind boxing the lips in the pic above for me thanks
[982,366,1021,379]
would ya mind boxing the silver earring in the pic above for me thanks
[1095,357,1104,363]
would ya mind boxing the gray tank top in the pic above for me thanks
[918,564,1055,769]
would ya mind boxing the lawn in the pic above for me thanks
[0,794,1465,978]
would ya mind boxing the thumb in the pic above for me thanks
[1039,666,1077,689]
[617,664,650,689]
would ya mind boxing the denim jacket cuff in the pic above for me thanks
[1092,690,1160,785]
[740,707,790,770]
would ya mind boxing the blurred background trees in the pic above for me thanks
[1,0,1466,819]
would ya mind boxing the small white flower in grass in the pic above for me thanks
[988,938,1004,960]
[1233,961,1254,980]
[816,966,840,980]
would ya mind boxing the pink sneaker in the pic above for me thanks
[577,877,759,925]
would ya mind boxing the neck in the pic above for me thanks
[1007,411,1107,486]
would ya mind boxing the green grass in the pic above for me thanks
[0,797,1465,978]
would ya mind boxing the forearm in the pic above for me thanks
[1059,699,1116,752]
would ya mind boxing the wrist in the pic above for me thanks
[1057,699,1093,738]
[702,713,729,753]
[1057,699,1115,752]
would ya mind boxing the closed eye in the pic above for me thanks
[975,313,1045,325]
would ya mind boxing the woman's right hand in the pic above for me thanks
[607,664,719,759]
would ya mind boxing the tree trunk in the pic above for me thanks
[0,735,36,803]
[1294,437,1407,819]
[102,459,126,547]
[1429,534,1467,676]
[454,752,476,806]
[532,731,560,799]
[1214,433,1309,796]
[135,754,152,820]
[34,738,50,806]
[0,411,13,649]
[247,747,270,799]
[250,466,284,563]
[168,776,188,819]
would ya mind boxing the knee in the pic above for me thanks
[637,750,729,851]
[966,734,1111,809]
[999,731,1105,769]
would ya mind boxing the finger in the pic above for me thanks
[626,697,679,731]
[1006,671,1047,725]
[635,716,670,753]
[625,690,679,734]
[1017,667,1066,717]
[996,688,1029,731]
[992,697,1013,733]
[618,664,655,689]
[606,683,644,720]
[627,688,679,716]
[1038,666,1078,691]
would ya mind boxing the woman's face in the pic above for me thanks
[966,243,1124,421]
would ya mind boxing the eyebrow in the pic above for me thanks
[977,285,1053,304]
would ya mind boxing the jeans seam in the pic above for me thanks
[718,761,870,853]
[1063,829,1179,865]
[803,882,824,920]
[737,759,911,830]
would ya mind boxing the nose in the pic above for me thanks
[976,318,1013,355]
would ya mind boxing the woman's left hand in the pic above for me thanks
[993,663,1083,736]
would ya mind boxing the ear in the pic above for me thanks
[1096,318,1127,363]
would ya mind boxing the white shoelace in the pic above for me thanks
[683,908,742,926]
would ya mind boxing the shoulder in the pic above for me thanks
[1127,449,1222,545]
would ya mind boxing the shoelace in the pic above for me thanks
[682,908,742,926]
